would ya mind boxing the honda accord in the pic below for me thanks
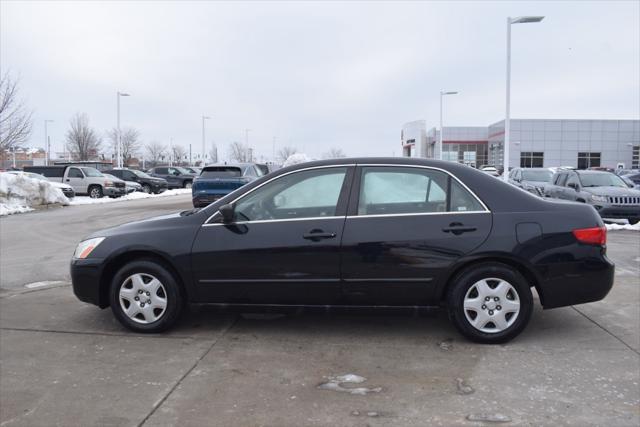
[71,158,614,343]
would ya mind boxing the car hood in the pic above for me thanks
[523,180,549,187]
[583,186,640,196]
[87,211,194,239]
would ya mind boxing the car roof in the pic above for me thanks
[576,170,614,175]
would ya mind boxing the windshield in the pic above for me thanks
[131,169,152,179]
[201,167,242,179]
[522,169,552,182]
[580,173,627,188]
[26,172,48,181]
[81,167,104,177]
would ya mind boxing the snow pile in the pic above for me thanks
[283,153,310,167]
[606,222,640,231]
[0,173,69,216]
[69,188,191,206]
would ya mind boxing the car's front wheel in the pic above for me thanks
[183,180,192,189]
[109,260,183,333]
[88,185,103,199]
[142,184,152,194]
[447,262,533,344]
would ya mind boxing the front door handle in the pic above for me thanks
[442,222,477,235]
[303,229,337,241]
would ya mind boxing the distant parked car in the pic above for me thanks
[5,171,75,199]
[183,167,202,175]
[24,165,125,198]
[480,166,500,177]
[544,169,640,224]
[192,163,264,207]
[508,167,553,197]
[103,174,138,194]
[620,175,640,190]
[103,168,168,194]
[255,163,270,176]
[147,166,195,189]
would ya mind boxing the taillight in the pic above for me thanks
[572,226,606,246]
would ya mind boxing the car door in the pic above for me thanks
[65,167,86,193]
[191,165,354,304]
[340,165,492,305]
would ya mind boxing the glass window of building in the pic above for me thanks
[577,152,601,169]
[520,152,544,168]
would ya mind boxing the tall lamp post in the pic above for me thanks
[439,91,458,160]
[503,15,544,180]
[202,115,210,166]
[116,91,131,168]
[44,119,54,165]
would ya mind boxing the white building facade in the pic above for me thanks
[403,119,640,170]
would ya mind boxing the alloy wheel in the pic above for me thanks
[463,278,520,333]
[118,273,167,324]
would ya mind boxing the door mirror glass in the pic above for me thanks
[218,203,235,223]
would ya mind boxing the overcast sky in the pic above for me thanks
[2,0,639,161]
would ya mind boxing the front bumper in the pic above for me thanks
[592,204,640,219]
[71,258,106,307]
[104,187,126,197]
[61,188,75,199]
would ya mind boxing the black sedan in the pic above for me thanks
[71,158,614,343]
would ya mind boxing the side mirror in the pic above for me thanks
[218,203,235,223]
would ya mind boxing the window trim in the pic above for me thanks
[348,164,489,218]
[203,164,355,226]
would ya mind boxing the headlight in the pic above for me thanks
[74,237,105,259]
[591,195,608,202]
[104,180,114,187]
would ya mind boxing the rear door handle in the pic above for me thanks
[303,229,337,241]
[442,223,477,235]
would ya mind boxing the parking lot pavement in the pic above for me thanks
[0,232,638,426]
[0,194,192,290]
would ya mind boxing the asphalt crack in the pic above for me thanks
[137,315,239,427]
[571,306,639,356]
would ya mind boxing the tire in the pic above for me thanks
[142,184,152,194]
[89,185,103,199]
[109,260,183,333]
[628,217,640,225]
[183,180,193,189]
[446,262,533,344]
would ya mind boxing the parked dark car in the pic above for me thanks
[103,168,168,194]
[192,163,264,207]
[147,166,195,189]
[508,167,553,196]
[545,169,640,224]
[71,158,614,344]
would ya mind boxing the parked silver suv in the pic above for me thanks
[545,169,640,224]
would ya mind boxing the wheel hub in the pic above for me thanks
[118,273,167,324]
[463,278,520,334]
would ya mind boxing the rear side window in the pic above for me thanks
[155,168,167,174]
[357,167,485,216]
[201,167,242,179]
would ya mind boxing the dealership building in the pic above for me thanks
[401,119,640,170]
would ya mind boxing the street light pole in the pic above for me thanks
[44,120,54,165]
[116,91,131,168]
[202,115,210,166]
[439,91,458,161]
[503,16,544,180]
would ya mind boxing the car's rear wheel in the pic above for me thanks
[183,180,192,189]
[109,260,183,333]
[628,217,639,225]
[447,262,533,344]
[142,184,152,194]
[88,185,103,199]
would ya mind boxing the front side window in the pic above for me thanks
[68,168,84,178]
[155,167,167,174]
[357,166,484,215]
[233,167,348,221]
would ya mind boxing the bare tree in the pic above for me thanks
[322,147,346,159]
[145,140,166,167]
[65,113,101,160]
[277,146,298,163]
[0,73,33,153]
[228,141,250,162]
[106,127,141,166]
[172,145,188,165]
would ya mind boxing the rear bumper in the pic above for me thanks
[71,258,106,308]
[537,253,615,309]
[593,204,640,219]
[192,191,234,207]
